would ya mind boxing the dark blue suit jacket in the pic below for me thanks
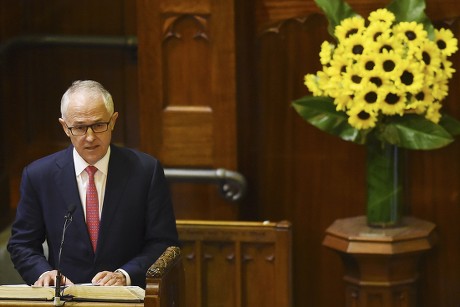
[7,144,179,288]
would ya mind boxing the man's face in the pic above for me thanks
[59,93,118,165]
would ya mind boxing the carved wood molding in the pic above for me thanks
[146,246,181,278]
[163,15,209,42]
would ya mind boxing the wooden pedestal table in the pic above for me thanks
[323,216,436,307]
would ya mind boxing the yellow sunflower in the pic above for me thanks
[393,61,424,94]
[335,16,366,42]
[425,101,442,123]
[368,8,395,27]
[319,41,335,65]
[406,86,434,114]
[380,90,406,116]
[392,22,427,47]
[364,22,391,43]
[439,57,456,79]
[327,50,351,74]
[378,50,401,79]
[430,78,449,101]
[415,39,442,75]
[353,82,383,112]
[435,28,459,56]
[356,54,380,75]
[342,64,365,92]
[347,106,378,129]
[334,94,354,112]
[304,74,323,96]
[340,33,368,60]
[373,32,404,56]
[314,71,337,97]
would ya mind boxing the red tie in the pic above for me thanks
[85,166,99,252]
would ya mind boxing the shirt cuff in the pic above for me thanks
[115,269,131,286]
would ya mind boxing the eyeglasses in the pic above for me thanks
[65,116,113,136]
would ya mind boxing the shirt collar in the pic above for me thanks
[73,146,111,176]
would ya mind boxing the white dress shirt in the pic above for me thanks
[72,147,131,285]
[73,147,110,220]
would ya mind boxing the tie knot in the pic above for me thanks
[85,165,98,177]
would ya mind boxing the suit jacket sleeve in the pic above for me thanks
[116,155,180,287]
[7,166,54,284]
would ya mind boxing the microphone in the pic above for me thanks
[54,204,76,306]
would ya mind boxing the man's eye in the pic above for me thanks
[93,123,106,130]
[74,126,87,132]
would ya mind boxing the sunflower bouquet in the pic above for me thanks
[293,0,460,150]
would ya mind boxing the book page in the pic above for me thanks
[0,285,54,300]
[0,285,145,303]
[64,285,145,302]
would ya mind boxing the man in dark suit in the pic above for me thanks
[7,80,179,288]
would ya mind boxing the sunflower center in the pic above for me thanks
[365,61,375,70]
[401,71,414,85]
[437,40,447,50]
[358,111,371,120]
[383,60,396,72]
[373,32,382,41]
[346,29,359,38]
[365,91,378,103]
[405,31,416,40]
[380,45,393,53]
[415,92,425,101]
[352,75,362,83]
[370,77,383,87]
[385,93,400,105]
[422,51,431,65]
[352,44,364,55]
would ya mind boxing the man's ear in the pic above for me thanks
[110,112,119,131]
[59,118,71,137]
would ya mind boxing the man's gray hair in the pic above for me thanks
[60,80,114,119]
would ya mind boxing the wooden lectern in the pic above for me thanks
[323,216,436,307]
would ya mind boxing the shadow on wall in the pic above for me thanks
[0,225,24,285]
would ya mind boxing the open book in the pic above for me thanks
[0,284,145,303]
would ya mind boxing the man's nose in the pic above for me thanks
[85,127,96,139]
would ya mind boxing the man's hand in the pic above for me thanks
[33,270,74,287]
[91,271,126,286]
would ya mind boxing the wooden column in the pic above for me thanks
[323,216,436,307]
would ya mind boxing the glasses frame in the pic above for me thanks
[65,115,114,136]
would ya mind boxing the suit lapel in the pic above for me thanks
[54,146,82,217]
[96,145,130,255]
[54,146,94,255]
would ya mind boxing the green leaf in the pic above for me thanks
[292,95,368,144]
[439,113,460,136]
[314,0,358,38]
[379,114,454,150]
[387,0,435,39]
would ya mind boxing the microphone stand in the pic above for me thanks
[54,271,63,306]
[54,207,75,306]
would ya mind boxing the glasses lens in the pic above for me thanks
[92,123,109,133]
[71,127,87,136]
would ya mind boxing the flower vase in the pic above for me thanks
[366,141,404,227]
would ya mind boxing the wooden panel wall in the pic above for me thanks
[0,0,138,211]
[136,0,238,169]
[136,0,239,220]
